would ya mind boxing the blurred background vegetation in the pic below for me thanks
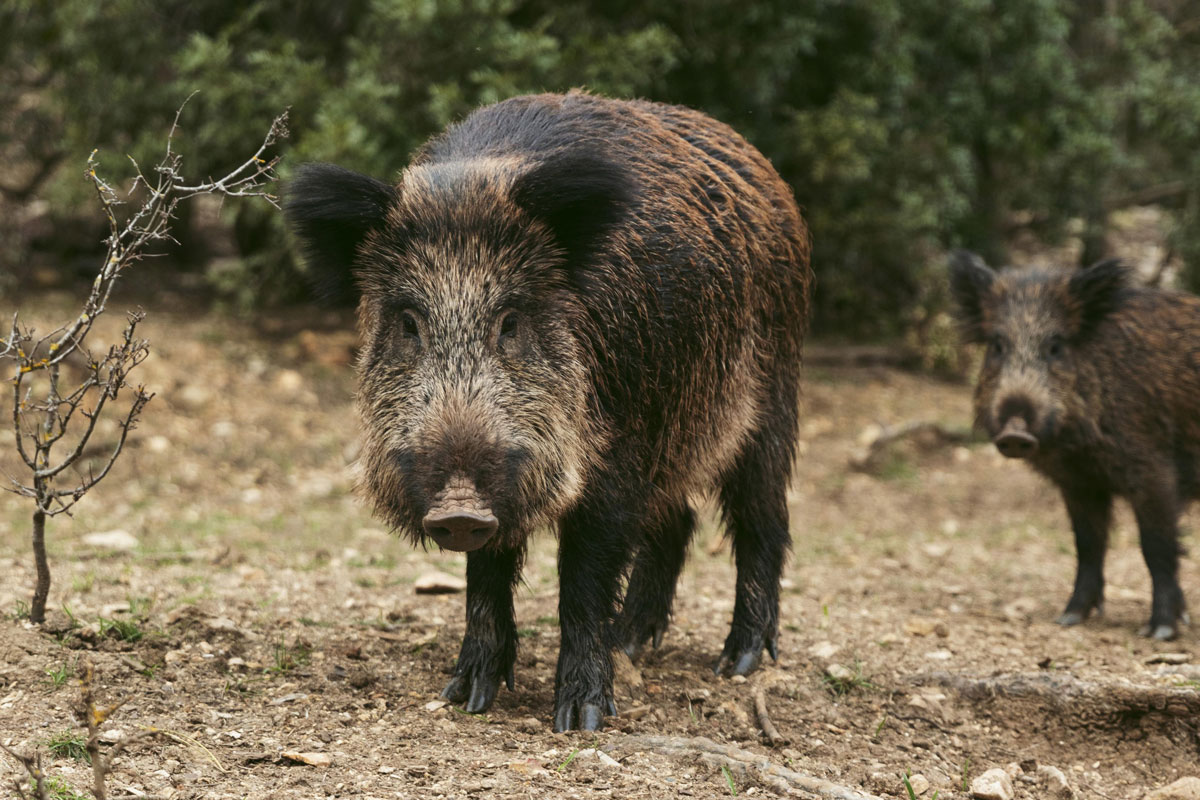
[2,0,1198,340]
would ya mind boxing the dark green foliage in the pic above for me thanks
[3,0,1199,331]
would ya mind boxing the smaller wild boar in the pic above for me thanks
[950,252,1200,639]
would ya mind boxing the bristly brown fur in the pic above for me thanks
[285,90,812,730]
[950,253,1200,640]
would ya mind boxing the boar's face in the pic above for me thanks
[286,155,630,550]
[949,251,1130,459]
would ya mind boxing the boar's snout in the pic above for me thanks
[423,510,498,551]
[422,476,499,551]
[994,417,1039,459]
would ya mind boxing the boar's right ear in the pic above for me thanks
[510,151,634,268]
[1066,258,1132,338]
[284,163,397,306]
[948,250,996,342]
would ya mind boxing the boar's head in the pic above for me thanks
[949,251,1131,459]
[285,153,631,550]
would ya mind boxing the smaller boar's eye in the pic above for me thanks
[988,336,1006,359]
[1046,336,1065,359]
[400,310,421,343]
[496,310,522,355]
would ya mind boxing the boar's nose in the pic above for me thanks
[423,510,499,552]
[994,417,1039,459]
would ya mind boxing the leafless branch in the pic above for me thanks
[1,101,288,622]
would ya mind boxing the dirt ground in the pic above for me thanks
[1,295,1197,800]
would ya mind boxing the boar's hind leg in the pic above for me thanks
[1056,485,1112,627]
[1131,482,1188,640]
[553,488,637,732]
[616,504,695,660]
[715,410,795,677]
[441,545,524,713]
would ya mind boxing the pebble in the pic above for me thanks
[808,641,839,660]
[516,717,542,734]
[414,571,467,594]
[1145,652,1192,665]
[907,773,931,796]
[1145,777,1200,800]
[280,751,332,767]
[971,768,1015,800]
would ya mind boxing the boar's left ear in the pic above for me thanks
[948,250,996,343]
[284,163,398,306]
[510,151,634,268]
[1067,258,1132,337]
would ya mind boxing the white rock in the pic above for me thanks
[1037,765,1073,799]
[1145,776,1200,800]
[414,571,466,594]
[907,773,931,796]
[825,663,855,682]
[971,768,1015,800]
[809,641,839,660]
[82,530,138,551]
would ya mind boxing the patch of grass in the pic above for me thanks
[127,595,153,618]
[535,615,559,626]
[298,617,333,628]
[876,451,918,482]
[872,713,888,740]
[822,661,876,696]
[557,748,579,772]
[44,730,89,763]
[71,572,96,593]
[353,576,377,589]
[721,764,738,796]
[10,599,30,622]
[98,617,143,642]
[45,660,75,689]
[961,758,971,792]
[266,639,311,675]
[60,604,80,630]
[516,627,539,639]
[44,776,88,800]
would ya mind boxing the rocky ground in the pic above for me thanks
[1,296,1198,800]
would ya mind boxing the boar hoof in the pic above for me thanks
[1138,622,1179,641]
[618,621,667,662]
[441,663,514,714]
[553,698,616,733]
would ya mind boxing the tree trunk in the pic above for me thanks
[31,508,49,624]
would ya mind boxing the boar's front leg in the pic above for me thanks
[442,545,524,713]
[1055,483,1112,627]
[616,503,695,660]
[553,490,632,732]
[1131,479,1188,640]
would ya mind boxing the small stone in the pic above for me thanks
[971,768,1015,800]
[1036,765,1072,799]
[273,369,305,399]
[808,641,839,660]
[904,617,940,637]
[82,529,138,551]
[281,751,332,767]
[98,729,123,744]
[378,765,395,774]
[424,699,448,712]
[907,774,931,796]
[729,674,748,684]
[1145,776,1200,800]
[414,571,467,594]
[1003,762,1022,778]
[146,435,171,454]
[173,384,211,412]
[826,664,855,682]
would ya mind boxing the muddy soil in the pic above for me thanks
[1,300,1197,799]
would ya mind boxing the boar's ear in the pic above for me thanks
[510,151,633,267]
[948,250,996,342]
[1067,258,1132,337]
[284,163,397,306]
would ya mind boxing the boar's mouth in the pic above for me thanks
[993,416,1039,459]
[422,476,499,551]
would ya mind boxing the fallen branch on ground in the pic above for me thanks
[753,687,787,746]
[849,421,975,472]
[910,671,1200,720]
[604,734,884,800]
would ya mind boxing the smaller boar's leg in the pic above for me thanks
[441,544,525,713]
[715,418,795,676]
[553,488,634,732]
[616,504,695,660]
[1131,482,1188,640]
[1055,484,1112,626]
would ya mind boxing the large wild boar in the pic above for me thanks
[285,91,812,730]
[950,251,1200,640]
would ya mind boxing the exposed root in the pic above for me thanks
[606,734,884,800]
[849,421,974,472]
[910,671,1200,721]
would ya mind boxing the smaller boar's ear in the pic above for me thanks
[948,250,996,342]
[1067,258,1132,337]
[510,151,634,267]
[284,163,397,306]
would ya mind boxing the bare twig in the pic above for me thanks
[0,742,49,800]
[1,102,288,622]
[849,420,975,472]
[752,687,787,746]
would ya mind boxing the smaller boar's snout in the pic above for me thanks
[423,510,499,552]
[994,417,1039,459]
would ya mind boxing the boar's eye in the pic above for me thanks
[988,335,1007,359]
[496,310,523,356]
[1045,335,1066,360]
[399,310,422,347]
